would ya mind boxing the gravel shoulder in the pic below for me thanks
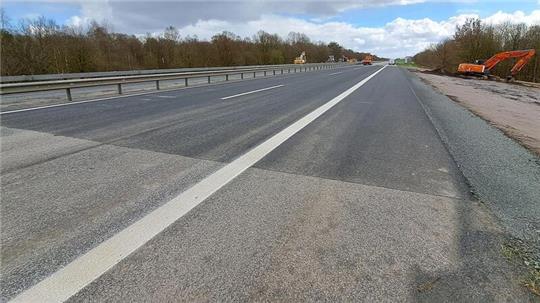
[414,71,540,156]
[404,68,540,258]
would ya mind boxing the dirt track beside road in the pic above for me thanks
[415,72,540,156]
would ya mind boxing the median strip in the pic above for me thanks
[220,84,284,100]
[10,65,386,303]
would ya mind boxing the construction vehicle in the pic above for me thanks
[361,55,373,65]
[457,49,536,81]
[294,51,306,64]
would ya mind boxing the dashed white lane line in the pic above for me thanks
[328,71,344,75]
[10,65,386,303]
[220,84,284,100]
[156,95,176,98]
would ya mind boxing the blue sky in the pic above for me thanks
[2,2,79,24]
[333,1,538,26]
[1,1,539,57]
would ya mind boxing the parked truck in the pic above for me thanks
[361,55,373,65]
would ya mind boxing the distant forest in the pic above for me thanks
[414,18,540,82]
[0,10,380,76]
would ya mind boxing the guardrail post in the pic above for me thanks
[185,78,188,86]
[66,88,72,101]
[273,70,275,76]
[208,76,211,84]
[156,80,160,90]
[241,73,244,80]
[281,69,283,74]
[226,74,229,81]
[264,71,267,76]
[253,72,256,78]
[117,83,122,94]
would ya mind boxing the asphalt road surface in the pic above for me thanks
[1,64,532,302]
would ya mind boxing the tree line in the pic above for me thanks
[0,11,380,76]
[413,18,540,82]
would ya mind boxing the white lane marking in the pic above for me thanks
[220,84,284,100]
[10,65,386,303]
[0,68,306,115]
[156,95,176,98]
[328,71,344,75]
[0,90,178,115]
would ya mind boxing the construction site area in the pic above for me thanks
[414,70,540,156]
[409,48,540,158]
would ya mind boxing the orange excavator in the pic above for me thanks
[457,49,536,81]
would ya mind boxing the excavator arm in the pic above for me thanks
[483,49,536,76]
[510,50,536,75]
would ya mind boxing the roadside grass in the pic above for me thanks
[395,62,419,68]
[502,239,540,296]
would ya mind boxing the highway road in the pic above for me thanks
[0,64,532,301]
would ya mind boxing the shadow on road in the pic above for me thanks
[409,198,532,302]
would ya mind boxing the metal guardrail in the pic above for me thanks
[0,63,341,101]
[0,63,335,83]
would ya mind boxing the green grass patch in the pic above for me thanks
[395,61,418,68]
[502,240,540,297]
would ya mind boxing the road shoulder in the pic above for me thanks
[403,68,540,296]
[414,71,540,156]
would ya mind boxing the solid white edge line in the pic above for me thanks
[10,65,386,303]
[220,84,284,100]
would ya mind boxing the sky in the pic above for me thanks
[1,0,540,58]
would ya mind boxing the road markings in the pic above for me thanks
[1,94,174,115]
[0,69,306,115]
[156,95,176,98]
[329,71,344,75]
[220,84,284,100]
[10,65,386,303]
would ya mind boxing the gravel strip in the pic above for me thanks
[403,68,540,254]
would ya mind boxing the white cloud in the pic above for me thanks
[168,10,539,58]
[64,0,473,33]
[483,10,540,26]
[62,1,540,58]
